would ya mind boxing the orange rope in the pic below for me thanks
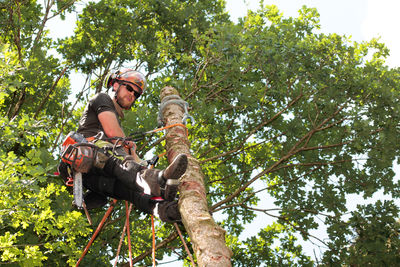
[149,123,188,137]
[158,151,167,159]
[82,202,92,225]
[76,199,117,267]
[125,201,133,267]
[151,215,156,266]
[174,223,196,267]
[113,216,127,267]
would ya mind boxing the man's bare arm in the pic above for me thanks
[98,111,140,161]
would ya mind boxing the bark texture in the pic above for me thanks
[160,86,232,266]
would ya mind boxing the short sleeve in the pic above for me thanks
[90,93,115,115]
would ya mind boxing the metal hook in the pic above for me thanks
[182,113,196,125]
[181,102,196,125]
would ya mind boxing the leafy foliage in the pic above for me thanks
[0,115,90,266]
[0,1,399,266]
[230,223,313,266]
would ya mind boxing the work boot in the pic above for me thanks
[158,154,188,201]
[157,200,181,223]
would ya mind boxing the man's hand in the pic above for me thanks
[124,140,135,150]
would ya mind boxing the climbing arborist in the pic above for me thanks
[58,68,186,223]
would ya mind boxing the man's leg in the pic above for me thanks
[82,170,181,222]
[130,154,188,201]
[106,177,181,222]
[100,153,188,201]
[64,142,188,200]
[83,191,108,210]
[154,201,181,223]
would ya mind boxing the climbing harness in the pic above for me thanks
[60,121,189,210]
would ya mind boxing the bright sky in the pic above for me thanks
[226,0,400,68]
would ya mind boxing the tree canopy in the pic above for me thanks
[1,0,399,266]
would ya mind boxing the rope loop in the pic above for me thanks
[158,95,195,127]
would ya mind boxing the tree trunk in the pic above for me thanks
[160,86,232,266]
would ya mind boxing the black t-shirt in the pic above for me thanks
[77,93,121,138]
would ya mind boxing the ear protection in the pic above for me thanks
[103,70,121,89]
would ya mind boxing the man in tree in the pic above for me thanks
[58,68,186,223]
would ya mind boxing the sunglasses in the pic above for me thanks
[120,82,142,99]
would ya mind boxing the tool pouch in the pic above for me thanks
[61,144,95,173]
[61,132,95,173]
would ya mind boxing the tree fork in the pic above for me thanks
[160,86,232,267]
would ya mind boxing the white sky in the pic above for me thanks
[226,0,400,67]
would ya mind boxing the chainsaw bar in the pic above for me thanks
[73,172,83,208]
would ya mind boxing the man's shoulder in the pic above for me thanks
[91,92,112,101]
[88,92,116,114]
[90,92,113,105]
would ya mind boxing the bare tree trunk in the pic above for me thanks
[160,86,232,267]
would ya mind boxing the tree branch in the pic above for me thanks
[34,66,68,119]
[211,102,349,211]
[201,93,303,163]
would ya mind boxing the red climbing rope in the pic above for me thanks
[152,122,188,137]
[151,215,156,267]
[76,199,118,267]
[174,223,196,267]
[125,201,133,267]
[113,210,128,267]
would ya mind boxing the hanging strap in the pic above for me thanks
[174,223,196,267]
[151,215,156,267]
